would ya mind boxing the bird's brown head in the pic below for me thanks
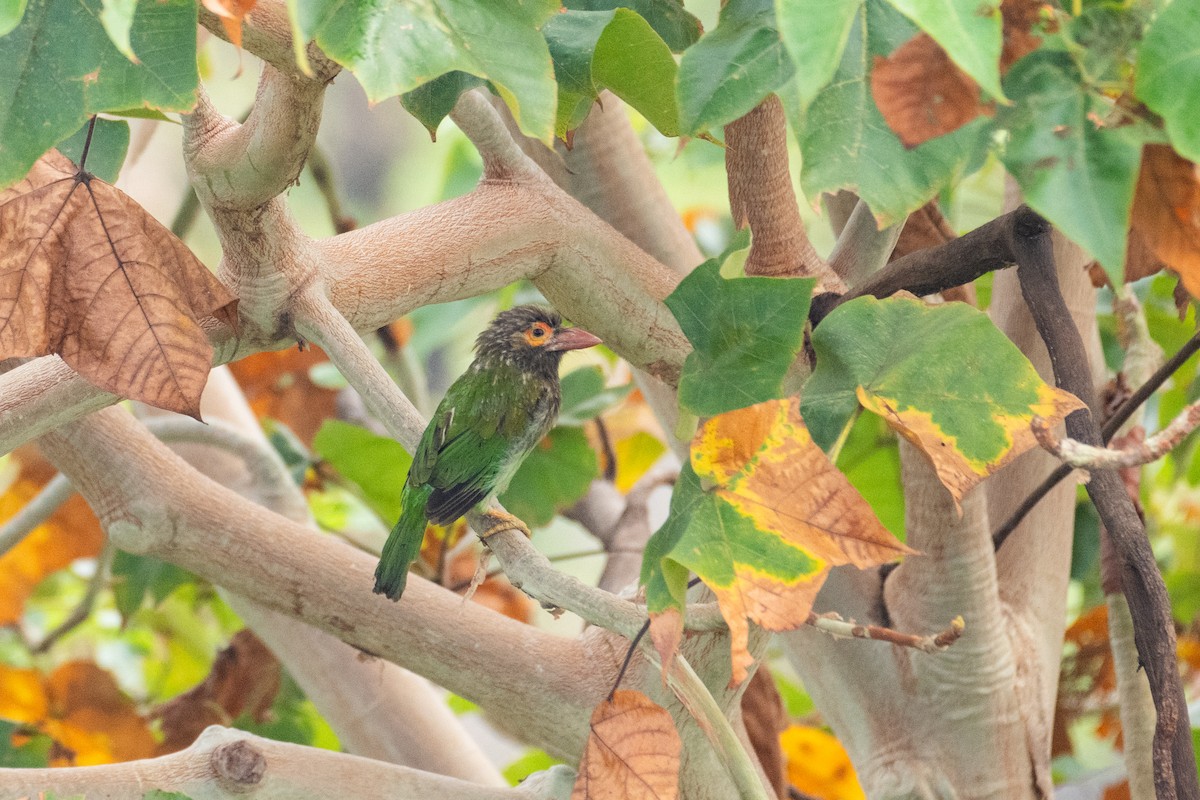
[475,305,602,378]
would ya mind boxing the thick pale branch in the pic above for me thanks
[36,406,610,760]
[450,90,545,183]
[827,199,903,287]
[0,725,566,800]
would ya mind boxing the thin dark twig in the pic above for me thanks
[607,576,703,700]
[594,415,617,483]
[78,116,98,171]
[993,326,1200,550]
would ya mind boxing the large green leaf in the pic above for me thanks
[0,0,197,189]
[112,550,195,622]
[1136,0,1200,164]
[564,0,701,52]
[558,366,634,426]
[885,0,1005,101]
[776,0,862,114]
[641,399,909,682]
[795,0,987,226]
[803,295,1085,505]
[664,259,813,416]
[995,51,1145,280]
[295,0,558,143]
[676,0,795,135]
[313,420,412,522]
[500,426,598,526]
[544,8,680,137]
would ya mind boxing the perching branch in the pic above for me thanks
[0,471,72,557]
[1011,211,1198,800]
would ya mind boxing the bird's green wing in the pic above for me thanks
[423,425,511,525]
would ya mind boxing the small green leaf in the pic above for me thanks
[803,295,1085,505]
[995,51,1144,280]
[1136,0,1200,163]
[57,118,130,183]
[885,0,1005,101]
[503,749,563,785]
[558,367,633,426]
[677,0,795,135]
[100,0,139,62]
[0,0,197,190]
[564,0,702,51]
[776,0,862,114]
[794,0,988,226]
[298,0,559,142]
[500,426,599,526]
[112,550,195,621]
[544,8,680,137]
[664,259,813,416]
[0,720,50,767]
[0,0,27,36]
[400,72,487,140]
[313,420,411,522]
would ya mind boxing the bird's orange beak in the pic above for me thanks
[547,326,602,352]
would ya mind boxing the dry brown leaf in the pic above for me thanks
[202,0,257,49]
[1128,144,1200,293]
[1052,605,1117,757]
[0,150,238,417]
[0,447,104,626]
[152,629,280,754]
[741,666,787,798]
[0,661,155,766]
[891,201,957,261]
[571,690,681,800]
[1000,0,1046,70]
[1103,782,1132,800]
[230,345,339,445]
[647,608,683,684]
[871,34,991,148]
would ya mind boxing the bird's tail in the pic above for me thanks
[374,484,432,601]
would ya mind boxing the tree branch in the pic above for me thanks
[826,199,903,287]
[1032,401,1200,470]
[1011,213,1198,800]
[0,470,72,556]
[0,725,568,800]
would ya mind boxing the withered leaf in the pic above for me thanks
[872,34,992,148]
[1000,0,1046,70]
[201,0,258,50]
[571,690,681,800]
[0,150,237,417]
[891,200,958,261]
[152,629,281,754]
[1128,144,1200,295]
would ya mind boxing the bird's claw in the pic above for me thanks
[478,510,532,540]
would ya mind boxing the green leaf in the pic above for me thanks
[500,426,599,526]
[0,0,197,190]
[803,295,1086,505]
[57,118,130,183]
[112,550,195,622]
[141,792,192,800]
[664,259,813,416]
[995,51,1144,280]
[0,720,50,767]
[1136,0,1200,163]
[558,367,634,426]
[503,749,563,785]
[100,0,139,62]
[312,420,411,522]
[544,8,680,137]
[400,72,488,140]
[795,0,988,226]
[297,0,559,143]
[0,0,27,36]
[837,410,904,537]
[564,0,701,51]
[885,0,1005,101]
[776,0,862,114]
[677,0,796,135]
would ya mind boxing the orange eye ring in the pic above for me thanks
[523,322,553,347]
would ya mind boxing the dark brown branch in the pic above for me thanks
[1011,214,1198,800]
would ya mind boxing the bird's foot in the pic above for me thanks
[477,510,532,540]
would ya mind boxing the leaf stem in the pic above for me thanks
[826,406,860,464]
[79,116,98,171]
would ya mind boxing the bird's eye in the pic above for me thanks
[524,322,552,346]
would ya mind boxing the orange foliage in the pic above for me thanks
[0,662,154,766]
[0,447,104,626]
[781,725,865,800]
[230,345,340,445]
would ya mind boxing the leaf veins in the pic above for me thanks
[572,690,681,800]
[0,149,238,417]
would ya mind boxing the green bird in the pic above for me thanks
[374,305,602,600]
